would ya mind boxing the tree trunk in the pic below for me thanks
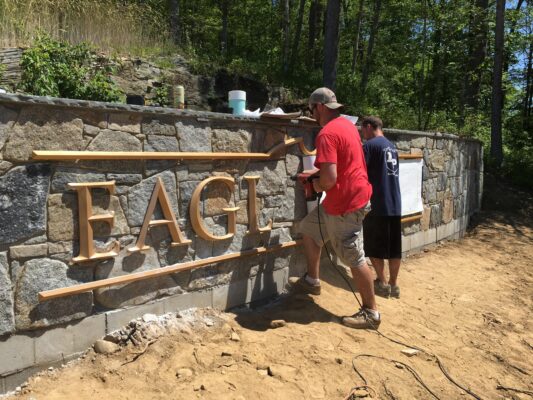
[351,0,364,74]
[500,0,525,109]
[424,7,442,131]
[169,0,181,45]
[307,0,319,68]
[282,0,290,74]
[323,0,341,89]
[523,40,532,132]
[360,0,381,96]
[315,0,325,69]
[490,0,505,167]
[417,0,428,130]
[462,0,489,115]
[219,0,229,58]
[290,0,306,70]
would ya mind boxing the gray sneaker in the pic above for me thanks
[342,308,381,330]
[288,273,321,295]
[373,279,391,298]
[390,285,400,298]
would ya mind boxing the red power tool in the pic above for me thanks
[291,172,320,201]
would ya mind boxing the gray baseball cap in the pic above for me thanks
[309,87,344,109]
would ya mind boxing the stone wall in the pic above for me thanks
[385,128,483,252]
[0,93,482,393]
[0,48,22,89]
[0,50,287,111]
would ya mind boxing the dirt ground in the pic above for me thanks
[5,179,533,400]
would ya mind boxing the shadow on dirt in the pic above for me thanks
[233,266,360,332]
[468,173,533,240]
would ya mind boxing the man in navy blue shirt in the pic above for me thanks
[361,116,402,298]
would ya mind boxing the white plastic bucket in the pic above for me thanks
[228,90,246,115]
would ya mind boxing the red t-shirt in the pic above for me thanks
[314,117,372,215]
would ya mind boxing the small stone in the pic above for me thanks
[335,357,343,364]
[9,243,48,259]
[401,348,419,357]
[395,363,404,369]
[268,364,297,380]
[48,367,54,371]
[94,339,120,354]
[230,332,240,342]
[176,368,193,378]
[221,351,232,357]
[257,369,269,376]
[269,319,286,328]
[142,313,158,323]
[205,319,214,327]
[103,334,120,343]
[351,389,369,398]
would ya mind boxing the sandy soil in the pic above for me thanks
[6,179,533,400]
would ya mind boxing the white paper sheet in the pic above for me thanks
[399,158,424,216]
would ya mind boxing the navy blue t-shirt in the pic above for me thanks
[363,136,402,216]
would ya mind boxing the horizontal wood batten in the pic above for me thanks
[33,151,271,160]
[401,214,423,223]
[398,154,424,159]
[39,240,302,301]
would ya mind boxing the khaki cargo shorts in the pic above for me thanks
[298,202,371,268]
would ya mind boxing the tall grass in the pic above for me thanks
[0,0,173,55]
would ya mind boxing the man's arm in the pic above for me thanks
[363,143,371,166]
[302,167,320,176]
[313,162,337,192]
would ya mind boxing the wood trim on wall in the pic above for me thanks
[33,135,318,161]
[401,213,423,223]
[398,154,424,159]
[39,240,302,301]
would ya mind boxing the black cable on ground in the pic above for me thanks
[352,354,441,400]
[315,199,485,400]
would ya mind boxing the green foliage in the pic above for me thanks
[19,34,122,102]
[3,0,531,187]
[0,0,172,55]
[503,144,533,188]
[153,84,170,107]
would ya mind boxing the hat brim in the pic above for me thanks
[324,102,344,109]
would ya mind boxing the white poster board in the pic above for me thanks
[399,158,424,216]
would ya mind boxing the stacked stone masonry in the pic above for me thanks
[0,94,482,393]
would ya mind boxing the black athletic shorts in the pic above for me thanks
[363,215,402,259]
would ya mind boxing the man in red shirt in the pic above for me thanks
[290,87,380,329]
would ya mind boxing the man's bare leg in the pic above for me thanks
[303,234,321,279]
[351,262,377,310]
[370,257,387,283]
[388,258,401,286]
